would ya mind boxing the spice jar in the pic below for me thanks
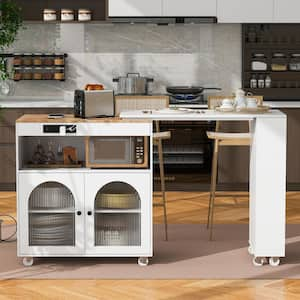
[33,53,42,66]
[22,53,32,66]
[23,68,33,80]
[43,9,57,21]
[54,54,64,66]
[54,68,64,80]
[289,54,300,71]
[271,53,288,71]
[33,68,43,80]
[78,9,92,21]
[61,9,74,21]
[13,54,22,66]
[251,54,267,71]
[13,67,22,81]
[43,68,53,80]
[44,54,54,66]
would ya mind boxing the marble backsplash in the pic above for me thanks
[5,23,242,100]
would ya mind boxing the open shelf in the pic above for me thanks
[15,0,107,22]
[243,24,300,100]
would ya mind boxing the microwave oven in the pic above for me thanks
[86,136,149,168]
[74,90,115,118]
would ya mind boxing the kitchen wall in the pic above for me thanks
[6,23,242,100]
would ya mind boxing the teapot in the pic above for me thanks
[234,89,252,108]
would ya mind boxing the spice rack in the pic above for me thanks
[12,53,67,81]
[243,24,300,100]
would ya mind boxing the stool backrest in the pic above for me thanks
[115,95,169,116]
[207,95,264,109]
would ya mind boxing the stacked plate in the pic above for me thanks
[29,213,74,246]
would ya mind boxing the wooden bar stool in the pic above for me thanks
[115,95,171,240]
[206,95,263,241]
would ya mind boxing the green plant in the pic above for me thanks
[0,0,22,80]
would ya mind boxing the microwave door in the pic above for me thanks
[90,137,132,165]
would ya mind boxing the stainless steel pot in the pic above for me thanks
[113,73,154,95]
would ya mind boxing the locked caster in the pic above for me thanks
[269,257,280,267]
[23,257,34,267]
[252,256,265,267]
[138,257,149,266]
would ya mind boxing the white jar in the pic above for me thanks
[43,9,57,21]
[78,9,92,21]
[61,9,74,21]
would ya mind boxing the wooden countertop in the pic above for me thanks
[16,114,152,123]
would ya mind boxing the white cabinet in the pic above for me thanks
[217,0,274,23]
[85,172,152,257]
[274,0,300,22]
[18,173,85,257]
[163,0,216,17]
[108,0,162,17]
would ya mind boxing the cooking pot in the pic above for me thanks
[113,73,154,95]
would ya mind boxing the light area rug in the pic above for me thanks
[0,224,299,279]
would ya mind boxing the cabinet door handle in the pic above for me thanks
[87,211,92,216]
[77,211,82,216]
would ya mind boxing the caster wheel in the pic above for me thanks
[252,256,265,267]
[248,246,253,255]
[269,257,280,267]
[138,257,149,266]
[23,257,34,267]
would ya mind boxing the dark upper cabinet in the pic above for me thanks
[14,0,107,22]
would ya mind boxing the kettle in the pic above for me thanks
[235,89,252,108]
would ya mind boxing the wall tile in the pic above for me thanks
[7,23,242,99]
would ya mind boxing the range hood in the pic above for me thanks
[109,17,217,25]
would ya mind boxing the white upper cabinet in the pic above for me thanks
[163,0,217,17]
[108,0,162,17]
[274,0,300,22]
[217,0,274,23]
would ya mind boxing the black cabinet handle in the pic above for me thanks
[87,211,92,216]
[77,211,82,216]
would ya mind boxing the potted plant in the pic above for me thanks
[0,0,22,96]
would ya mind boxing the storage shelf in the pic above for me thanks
[245,70,300,74]
[95,209,141,214]
[23,20,110,24]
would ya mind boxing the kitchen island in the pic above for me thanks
[16,115,153,267]
[121,109,287,266]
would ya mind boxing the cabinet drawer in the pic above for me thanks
[0,144,16,183]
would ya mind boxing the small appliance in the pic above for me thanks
[74,90,115,118]
[86,136,149,168]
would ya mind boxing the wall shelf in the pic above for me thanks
[243,24,300,100]
[15,0,107,22]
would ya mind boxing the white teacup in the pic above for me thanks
[247,98,258,108]
[221,98,233,108]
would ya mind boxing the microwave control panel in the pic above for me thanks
[135,137,145,164]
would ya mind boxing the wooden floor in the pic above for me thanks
[0,191,300,299]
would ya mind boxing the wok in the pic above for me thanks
[166,86,221,95]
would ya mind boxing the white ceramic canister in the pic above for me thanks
[43,9,57,21]
[78,9,92,21]
[61,9,74,21]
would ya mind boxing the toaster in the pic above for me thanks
[74,90,115,118]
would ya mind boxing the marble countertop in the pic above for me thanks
[1,97,300,109]
[0,97,73,108]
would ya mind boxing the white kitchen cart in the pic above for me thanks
[16,115,152,266]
